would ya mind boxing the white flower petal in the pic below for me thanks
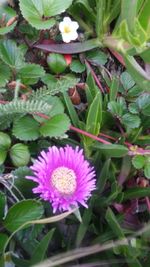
[71,21,79,30]
[68,31,78,41]
[63,17,72,24]
[62,33,72,43]
[59,21,66,32]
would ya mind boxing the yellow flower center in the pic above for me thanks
[51,167,77,195]
[63,25,71,34]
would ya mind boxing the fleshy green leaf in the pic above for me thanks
[10,143,30,167]
[3,200,43,232]
[12,116,40,141]
[47,53,67,74]
[40,114,70,138]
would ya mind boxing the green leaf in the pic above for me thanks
[86,92,102,136]
[121,0,138,32]
[76,209,92,247]
[123,55,150,92]
[97,158,111,193]
[47,53,67,74]
[0,63,11,87]
[121,113,141,129]
[0,234,8,254]
[0,132,11,150]
[0,132,11,164]
[63,91,79,127]
[10,143,30,167]
[136,93,150,116]
[132,155,145,169]
[0,192,6,221]
[0,39,25,69]
[0,6,17,35]
[96,0,106,38]
[70,60,86,73]
[123,187,150,201]
[86,49,108,66]
[94,143,128,158]
[18,64,45,85]
[29,229,55,265]
[19,0,72,29]
[109,76,119,101]
[144,161,150,179]
[138,0,150,31]
[108,99,126,117]
[40,114,70,138]
[0,150,7,165]
[120,71,135,90]
[105,208,125,238]
[3,200,43,232]
[12,116,40,141]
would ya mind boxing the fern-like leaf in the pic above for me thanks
[31,76,79,99]
[0,100,52,116]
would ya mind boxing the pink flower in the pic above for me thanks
[26,146,96,213]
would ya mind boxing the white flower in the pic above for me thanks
[59,17,79,43]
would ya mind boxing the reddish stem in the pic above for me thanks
[109,48,125,67]
[70,125,111,145]
[85,59,105,93]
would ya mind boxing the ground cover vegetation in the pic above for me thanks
[0,0,150,266]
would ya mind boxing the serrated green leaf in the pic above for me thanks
[0,132,11,150]
[40,114,70,138]
[86,49,108,66]
[19,0,72,29]
[122,113,141,129]
[10,143,30,167]
[0,39,25,69]
[3,200,43,232]
[132,155,145,169]
[120,71,135,90]
[136,93,150,116]
[0,149,7,165]
[0,6,17,35]
[70,60,86,73]
[12,116,40,141]
[18,63,45,85]
[0,63,11,87]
